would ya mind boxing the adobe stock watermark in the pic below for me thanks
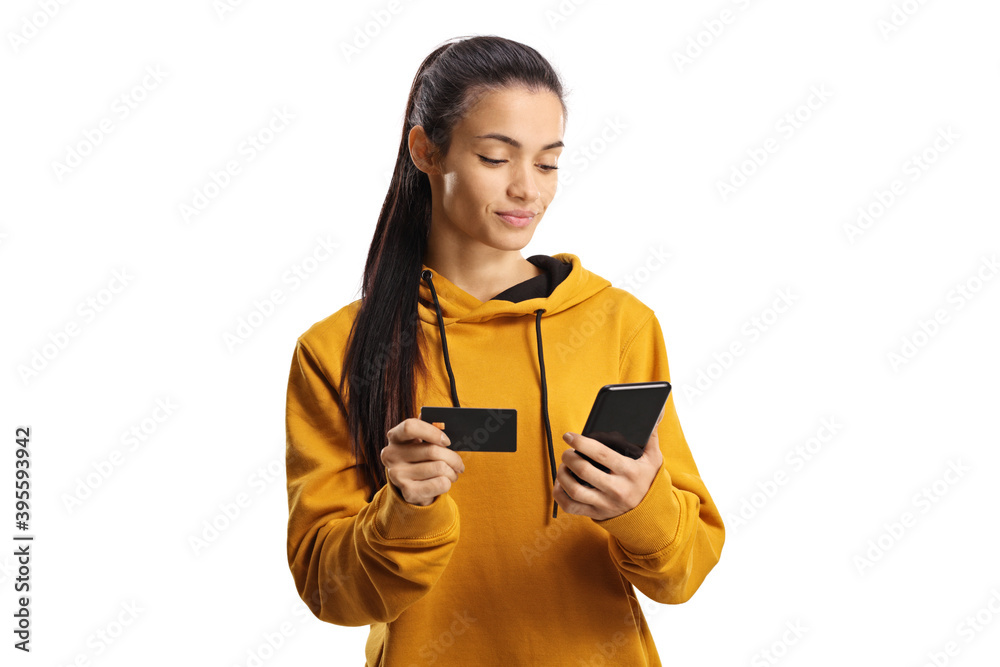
[577,628,631,666]
[543,0,593,30]
[381,115,627,196]
[61,397,178,514]
[611,245,672,295]
[853,458,969,575]
[553,115,628,194]
[51,64,168,183]
[406,609,477,666]
[553,297,620,365]
[188,456,285,556]
[582,581,691,665]
[842,125,958,244]
[213,0,250,20]
[178,106,295,223]
[224,235,339,352]
[886,254,997,372]
[915,586,1000,667]
[681,288,797,405]
[230,600,314,667]
[429,409,513,453]
[0,554,21,590]
[554,245,670,365]
[299,564,354,619]
[716,84,833,202]
[7,0,73,54]
[726,417,843,534]
[54,600,144,666]
[877,0,933,40]
[350,310,422,390]
[751,619,808,667]
[339,0,416,64]
[671,0,758,73]
[522,513,571,566]
[17,267,134,386]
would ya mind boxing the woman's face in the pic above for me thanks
[411,85,565,253]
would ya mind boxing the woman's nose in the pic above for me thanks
[508,163,539,201]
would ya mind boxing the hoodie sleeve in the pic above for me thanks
[285,336,461,626]
[592,311,725,604]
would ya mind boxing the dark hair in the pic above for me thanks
[339,35,568,500]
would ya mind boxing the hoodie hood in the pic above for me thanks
[418,253,611,519]
[418,253,610,325]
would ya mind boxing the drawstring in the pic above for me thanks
[534,308,559,519]
[421,269,560,520]
[422,269,460,407]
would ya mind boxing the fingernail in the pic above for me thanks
[442,434,451,446]
[562,432,574,443]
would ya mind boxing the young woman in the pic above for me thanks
[285,35,725,666]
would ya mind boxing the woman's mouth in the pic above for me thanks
[496,212,534,228]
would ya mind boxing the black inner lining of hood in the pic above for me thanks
[490,255,572,303]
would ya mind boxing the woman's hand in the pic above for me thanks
[382,418,466,506]
[553,406,665,521]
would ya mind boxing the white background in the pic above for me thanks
[3,1,999,665]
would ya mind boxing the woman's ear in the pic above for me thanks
[408,125,439,175]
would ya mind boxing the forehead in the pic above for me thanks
[456,86,564,146]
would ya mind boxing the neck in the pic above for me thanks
[422,250,542,303]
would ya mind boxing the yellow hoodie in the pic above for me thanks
[285,252,725,666]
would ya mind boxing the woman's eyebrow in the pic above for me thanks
[474,133,564,151]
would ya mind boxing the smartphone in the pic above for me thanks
[568,381,671,489]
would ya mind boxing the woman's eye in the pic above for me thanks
[477,154,559,171]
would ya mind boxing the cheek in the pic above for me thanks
[440,172,459,199]
[439,174,470,216]
[446,171,495,209]
[540,175,558,201]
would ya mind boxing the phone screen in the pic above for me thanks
[585,383,670,457]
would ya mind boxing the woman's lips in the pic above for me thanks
[496,212,534,227]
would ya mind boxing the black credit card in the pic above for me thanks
[419,407,517,452]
